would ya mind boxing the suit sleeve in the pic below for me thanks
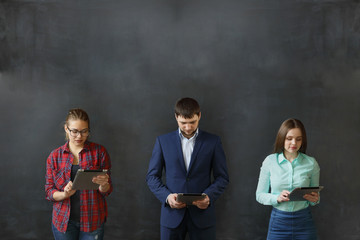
[146,137,171,204]
[203,137,229,203]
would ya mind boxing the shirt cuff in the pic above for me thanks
[48,189,57,202]
[98,184,112,197]
[165,194,171,205]
[271,195,280,206]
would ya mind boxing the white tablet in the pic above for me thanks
[176,193,206,205]
[289,186,324,201]
[72,169,108,190]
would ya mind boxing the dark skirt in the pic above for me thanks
[267,207,317,240]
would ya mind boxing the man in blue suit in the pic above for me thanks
[146,97,229,240]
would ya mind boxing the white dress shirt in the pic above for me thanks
[179,128,199,171]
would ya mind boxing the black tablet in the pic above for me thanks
[72,169,108,190]
[176,193,206,205]
[289,186,324,201]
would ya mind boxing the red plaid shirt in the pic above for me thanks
[45,141,112,233]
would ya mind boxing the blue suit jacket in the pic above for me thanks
[146,129,229,229]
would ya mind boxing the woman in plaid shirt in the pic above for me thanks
[45,109,113,240]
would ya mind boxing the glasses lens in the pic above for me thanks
[80,129,89,136]
[68,127,89,137]
[69,130,79,137]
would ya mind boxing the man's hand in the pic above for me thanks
[167,193,186,209]
[193,194,210,209]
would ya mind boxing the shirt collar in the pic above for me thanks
[278,152,303,164]
[178,128,199,140]
[62,141,71,153]
[278,152,287,164]
[62,141,90,153]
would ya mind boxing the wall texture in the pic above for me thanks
[1,0,360,239]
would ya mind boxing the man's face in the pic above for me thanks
[175,113,201,139]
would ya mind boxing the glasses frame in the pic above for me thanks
[66,126,90,137]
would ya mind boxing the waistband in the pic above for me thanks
[272,207,311,215]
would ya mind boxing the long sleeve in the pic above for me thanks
[146,137,171,204]
[309,160,320,206]
[256,153,321,212]
[256,156,279,206]
[45,142,112,233]
[203,137,229,203]
[98,149,113,197]
[45,152,59,202]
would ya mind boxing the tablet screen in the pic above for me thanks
[176,193,206,205]
[289,186,324,201]
[72,169,108,190]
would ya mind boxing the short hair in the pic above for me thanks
[174,97,200,118]
[273,118,307,154]
[65,108,90,140]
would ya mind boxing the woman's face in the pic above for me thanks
[284,128,302,155]
[64,119,89,148]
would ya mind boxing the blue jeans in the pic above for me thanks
[52,220,104,240]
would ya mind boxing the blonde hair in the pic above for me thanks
[65,108,90,140]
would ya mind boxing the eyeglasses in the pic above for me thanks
[67,126,90,137]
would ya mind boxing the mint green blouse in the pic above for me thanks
[256,152,320,212]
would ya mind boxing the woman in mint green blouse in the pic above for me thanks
[256,118,320,240]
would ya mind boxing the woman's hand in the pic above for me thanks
[52,181,76,201]
[93,174,110,192]
[63,181,76,198]
[277,190,290,203]
[303,192,319,203]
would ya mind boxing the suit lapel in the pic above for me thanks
[173,131,187,173]
[188,130,203,172]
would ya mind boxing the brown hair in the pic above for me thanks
[174,97,200,118]
[273,118,307,154]
[65,108,90,140]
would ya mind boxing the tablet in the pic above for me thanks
[72,169,108,190]
[289,186,324,201]
[176,193,206,205]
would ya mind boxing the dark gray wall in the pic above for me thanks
[1,0,360,239]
